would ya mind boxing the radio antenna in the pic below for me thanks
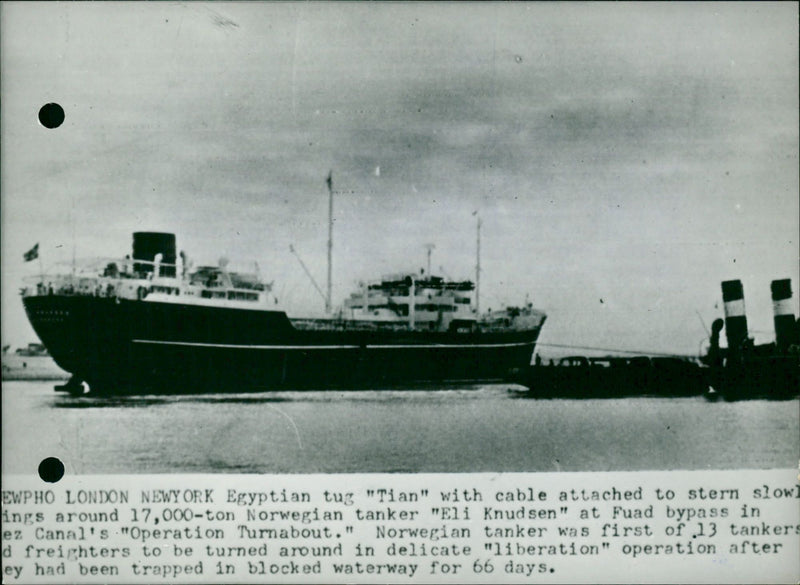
[423,244,435,275]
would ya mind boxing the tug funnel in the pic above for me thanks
[721,280,748,355]
[771,279,795,350]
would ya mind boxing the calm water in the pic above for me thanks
[2,381,798,474]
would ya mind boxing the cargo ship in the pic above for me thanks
[21,228,545,395]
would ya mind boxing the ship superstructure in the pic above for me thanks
[341,275,475,330]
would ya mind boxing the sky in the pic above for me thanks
[2,2,798,358]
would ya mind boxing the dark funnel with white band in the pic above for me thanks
[721,280,748,354]
[771,279,794,350]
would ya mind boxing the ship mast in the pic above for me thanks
[409,275,416,331]
[71,198,76,279]
[325,171,333,314]
[475,213,481,314]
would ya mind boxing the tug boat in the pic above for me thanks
[700,279,799,400]
[22,232,545,395]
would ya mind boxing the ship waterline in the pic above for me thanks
[23,297,542,393]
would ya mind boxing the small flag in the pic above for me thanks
[23,243,39,262]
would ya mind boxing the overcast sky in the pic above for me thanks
[2,2,798,357]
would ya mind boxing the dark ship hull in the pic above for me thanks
[705,357,799,401]
[511,357,709,399]
[24,295,542,394]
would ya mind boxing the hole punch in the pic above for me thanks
[38,103,65,129]
[38,457,65,483]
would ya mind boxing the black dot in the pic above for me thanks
[38,103,65,129]
[38,457,65,483]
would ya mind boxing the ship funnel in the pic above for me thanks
[771,279,795,351]
[133,232,176,277]
[721,280,748,354]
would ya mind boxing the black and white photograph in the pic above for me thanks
[1,2,798,583]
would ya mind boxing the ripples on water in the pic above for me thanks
[2,382,797,474]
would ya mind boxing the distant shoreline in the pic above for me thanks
[3,373,70,381]
[2,355,69,382]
